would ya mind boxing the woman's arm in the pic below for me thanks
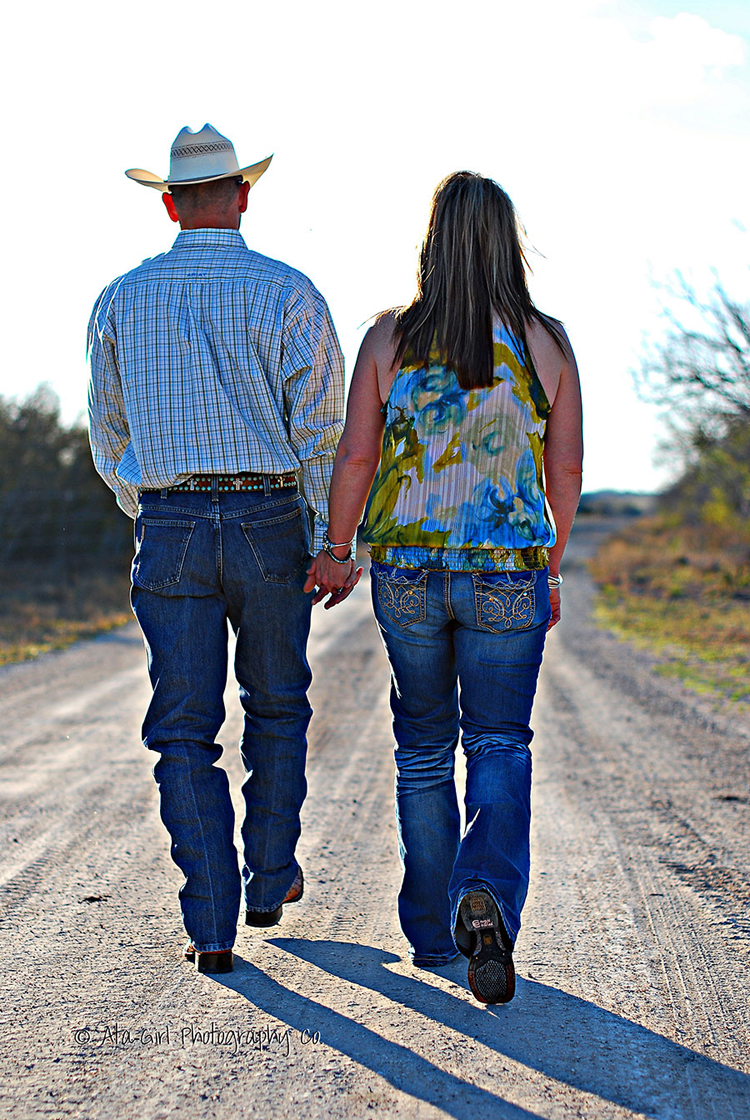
[303,319,392,606]
[540,329,584,627]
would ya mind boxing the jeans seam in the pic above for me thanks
[222,492,299,520]
[185,759,221,948]
[444,570,455,620]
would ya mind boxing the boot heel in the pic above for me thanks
[195,949,233,974]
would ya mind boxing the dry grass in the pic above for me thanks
[0,564,132,666]
[590,517,750,704]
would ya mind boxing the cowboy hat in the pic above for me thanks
[125,124,272,193]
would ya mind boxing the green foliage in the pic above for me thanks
[0,384,132,571]
[660,418,750,554]
[637,274,750,558]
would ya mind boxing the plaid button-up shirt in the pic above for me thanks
[87,228,344,552]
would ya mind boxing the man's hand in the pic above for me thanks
[304,551,363,609]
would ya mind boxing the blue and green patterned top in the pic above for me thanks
[362,321,556,571]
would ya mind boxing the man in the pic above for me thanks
[88,124,354,974]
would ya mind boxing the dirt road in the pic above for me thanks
[1,520,748,1119]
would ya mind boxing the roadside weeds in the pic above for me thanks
[0,564,131,666]
[588,515,750,707]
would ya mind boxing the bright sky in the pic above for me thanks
[3,0,749,494]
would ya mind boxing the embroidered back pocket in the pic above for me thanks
[374,566,428,628]
[472,572,536,632]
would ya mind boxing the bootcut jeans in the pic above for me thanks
[130,483,313,953]
[370,561,551,966]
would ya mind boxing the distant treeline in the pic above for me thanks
[578,492,658,518]
[659,416,750,556]
[0,385,132,575]
[638,276,750,562]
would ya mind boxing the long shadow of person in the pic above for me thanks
[217,940,749,1119]
[219,951,539,1119]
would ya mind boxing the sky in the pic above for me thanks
[2,0,749,494]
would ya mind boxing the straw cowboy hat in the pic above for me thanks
[125,124,272,193]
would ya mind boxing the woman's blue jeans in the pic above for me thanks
[371,562,551,966]
[130,485,313,953]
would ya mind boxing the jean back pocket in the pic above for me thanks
[472,571,537,632]
[240,504,308,584]
[373,565,428,628]
[132,518,196,591]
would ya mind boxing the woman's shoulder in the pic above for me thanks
[362,309,401,363]
[370,308,400,339]
[526,313,573,361]
[356,310,403,401]
[524,314,578,408]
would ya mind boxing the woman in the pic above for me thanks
[305,172,583,1004]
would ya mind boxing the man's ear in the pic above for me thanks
[163,192,180,223]
[238,181,251,214]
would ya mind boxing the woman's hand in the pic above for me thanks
[304,551,363,609]
[548,586,561,629]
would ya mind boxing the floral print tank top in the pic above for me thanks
[362,321,556,571]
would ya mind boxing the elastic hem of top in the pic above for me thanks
[368,545,550,572]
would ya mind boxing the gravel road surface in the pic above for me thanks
[1,519,748,1119]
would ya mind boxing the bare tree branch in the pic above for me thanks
[635,274,750,421]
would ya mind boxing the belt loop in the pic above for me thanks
[211,476,219,501]
[160,488,169,500]
[263,475,271,496]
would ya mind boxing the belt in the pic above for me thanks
[153,471,298,494]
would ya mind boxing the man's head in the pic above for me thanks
[163,177,251,230]
[125,124,271,226]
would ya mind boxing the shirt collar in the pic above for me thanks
[172,228,248,251]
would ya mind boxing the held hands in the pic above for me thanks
[304,550,363,609]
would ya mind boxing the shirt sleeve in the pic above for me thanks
[281,282,345,553]
[87,282,139,520]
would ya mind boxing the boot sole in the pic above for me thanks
[459,890,515,1004]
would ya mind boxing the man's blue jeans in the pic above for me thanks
[371,562,551,966]
[131,484,313,953]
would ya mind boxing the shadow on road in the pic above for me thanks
[219,950,537,1119]
[217,938,750,1119]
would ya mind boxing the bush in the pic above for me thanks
[0,385,132,574]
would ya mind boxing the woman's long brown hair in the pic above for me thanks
[395,171,565,390]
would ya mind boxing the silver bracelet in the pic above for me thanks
[322,535,354,565]
[547,573,564,588]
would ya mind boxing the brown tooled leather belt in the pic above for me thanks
[158,472,297,494]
